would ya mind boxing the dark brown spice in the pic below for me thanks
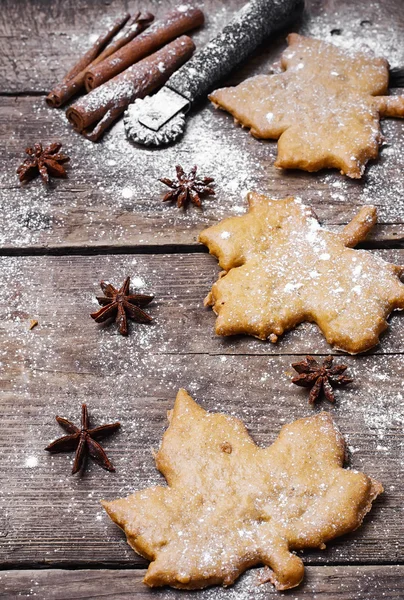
[17,143,70,184]
[45,404,120,474]
[291,355,353,404]
[91,276,153,336]
[160,165,215,209]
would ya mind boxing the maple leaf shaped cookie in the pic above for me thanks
[209,34,404,178]
[102,389,382,591]
[199,193,404,354]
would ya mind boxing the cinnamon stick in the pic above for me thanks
[66,35,195,141]
[95,12,154,65]
[46,13,130,107]
[46,12,154,108]
[84,5,204,91]
[64,14,131,81]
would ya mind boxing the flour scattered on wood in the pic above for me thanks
[2,90,404,250]
[302,1,404,70]
[1,248,403,563]
[1,0,404,578]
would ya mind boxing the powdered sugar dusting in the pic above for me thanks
[201,196,404,354]
[0,250,401,567]
[1,0,404,585]
[0,95,269,249]
[11,111,400,252]
[302,1,404,69]
[3,28,404,250]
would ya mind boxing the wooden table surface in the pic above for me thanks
[1,0,404,598]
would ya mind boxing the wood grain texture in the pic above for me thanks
[0,250,404,356]
[1,0,404,94]
[0,254,404,567]
[1,0,404,594]
[1,252,404,358]
[1,566,404,599]
[0,352,403,566]
[2,96,404,251]
[0,0,243,94]
[1,0,404,251]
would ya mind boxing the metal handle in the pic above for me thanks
[166,0,303,102]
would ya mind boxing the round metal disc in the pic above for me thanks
[124,97,186,147]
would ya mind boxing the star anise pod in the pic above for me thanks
[91,276,153,336]
[159,165,215,209]
[17,142,70,184]
[45,404,120,474]
[291,355,353,404]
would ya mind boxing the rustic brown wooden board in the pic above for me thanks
[2,0,404,596]
[1,0,404,251]
[0,0,252,94]
[1,252,404,358]
[1,0,404,94]
[0,351,403,567]
[0,253,404,566]
[1,566,404,599]
[2,97,404,252]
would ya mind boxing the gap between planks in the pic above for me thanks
[1,559,404,571]
[1,565,404,600]
[1,238,404,257]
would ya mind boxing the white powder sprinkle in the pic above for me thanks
[121,187,134,199]
[25,456,38,468]
[131,276,146,288]
[284,282,303,292]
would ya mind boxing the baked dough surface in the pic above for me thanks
[102,389,382,590]
[210,34,404,178]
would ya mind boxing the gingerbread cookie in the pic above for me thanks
[102,389,382,591]
[209,34,404,178]
[199,193,404,354]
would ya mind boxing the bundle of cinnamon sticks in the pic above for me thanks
[47,5,204,141]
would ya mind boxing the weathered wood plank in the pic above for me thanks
[1,0,404,250]
[301,0,404,73]
[1,252,404,566]
[1,0,404,587]
[1,352,403,567]
[1,0,404,94]
[1,95,404,251]
[1,252,404,358]
[1,566,404,599]
[0,0,285,94]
